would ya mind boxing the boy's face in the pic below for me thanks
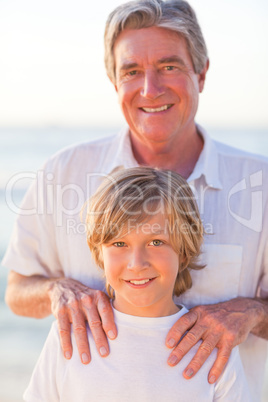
[101,212,179,317]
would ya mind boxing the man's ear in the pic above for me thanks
[108,74,118,92]
[198,58,209,93]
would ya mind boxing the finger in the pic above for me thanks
[69,300,91,364]
[208,345,232,384]
[182,336,219,379]
[57,308,73,360]
[167,325,206,366]
[82,293,110,358]
[166,311,198,348]
[95,292,117,340]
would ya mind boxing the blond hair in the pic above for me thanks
[86,167,204,298]
[104,0,208,84]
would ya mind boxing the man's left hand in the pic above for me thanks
[165,297,265,383]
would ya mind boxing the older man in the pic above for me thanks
[3,0,268,400]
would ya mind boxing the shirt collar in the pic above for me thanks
[103,125,138,173]
[113,125,223,190]
[188,125,223,190]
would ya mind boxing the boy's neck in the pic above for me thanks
[112,298,180,318]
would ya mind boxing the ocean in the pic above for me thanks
[0,126,268,401]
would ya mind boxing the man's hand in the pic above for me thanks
[48,277,117,364]
[165,297,267,383]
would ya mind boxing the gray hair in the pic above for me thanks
[104,0,208,84]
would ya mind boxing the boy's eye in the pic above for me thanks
[150,239,163,247]
[113,242,126,247]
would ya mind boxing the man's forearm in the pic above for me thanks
[250,297,268,339]
[5,270,54,318]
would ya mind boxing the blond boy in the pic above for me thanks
[24,167,250,402]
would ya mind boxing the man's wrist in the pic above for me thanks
[249,297,268,338]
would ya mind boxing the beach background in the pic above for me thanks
[0,127,268,402]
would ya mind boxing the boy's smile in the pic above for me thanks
[125,277,156,287]
[101,212,180,317]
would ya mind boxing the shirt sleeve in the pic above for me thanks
[214,346,252,401]
[23,322,62,402]
[1,157,63,277]
[259,197,268,299]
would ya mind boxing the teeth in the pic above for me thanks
[129,279,150,285]
[142,105,171,113]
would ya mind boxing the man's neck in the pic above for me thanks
[129,126,204,179]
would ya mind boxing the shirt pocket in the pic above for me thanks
[176,244,243,309]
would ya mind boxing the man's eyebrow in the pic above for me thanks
[119,62,139,72]
[158,56,186,66]
[119,56,186,72]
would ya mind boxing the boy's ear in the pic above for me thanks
[98,247,104,266]
[179,253,187,271]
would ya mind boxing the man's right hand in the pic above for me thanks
[5,271,117,364]
[48,277,117,364]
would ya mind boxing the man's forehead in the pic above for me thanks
[113,27,191,70]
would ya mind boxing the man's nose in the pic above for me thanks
[140,70,165,99]
[127,248,150,272]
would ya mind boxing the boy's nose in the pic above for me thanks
[127,249,150,272]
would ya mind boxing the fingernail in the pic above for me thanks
[82,353,89,364]
[168,355,179,365]
[167,338,176,347]
[64,351,71,359]
[209,375,216,384]
[100,347,107,356]
[185,368,194,378]
[108,330,115,339]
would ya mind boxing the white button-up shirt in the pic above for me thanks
[3,125,268,400]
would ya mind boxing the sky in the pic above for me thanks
[0,0,267,128]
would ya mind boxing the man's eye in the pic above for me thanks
[150,239,163,246]
[128,70,137,76]
[113,242,126,247]
[165,66,175,71]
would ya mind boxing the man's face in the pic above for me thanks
[113,26,207,150]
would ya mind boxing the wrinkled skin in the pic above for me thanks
[48,277,117,363]
[165,297,268,383]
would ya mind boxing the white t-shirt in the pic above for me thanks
[23,306,251,402]
[3,125,268,400]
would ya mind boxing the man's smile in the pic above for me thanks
[140,104,173,113]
